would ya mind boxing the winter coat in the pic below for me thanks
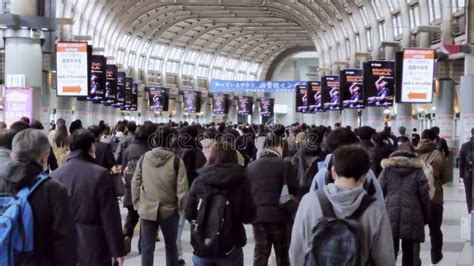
[0,147,11,169]
[459,138,474,181]
[372,143,393,177]
[379,151,431,242]
[0,160,78,266]
[95,141,116,170]
[416,140,449,205]
[248,151,298,223]
[50,151,125,265]
[175,147,207,186]
[121,141,151,207]
[290,145,325,196]
[185,164,256,248]
[132,147,189,221]
[290,184,395,266]
[115,132,136,164]
[50,140,69,166]
[200,138,215,161]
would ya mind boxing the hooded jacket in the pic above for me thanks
[379,151,431,242]
[290,184,395,266]
[185,164,256,248]
[50,150,125,265]
[132,147,189,221]
[0,160,77,266]
[291,145,325,197]
[416,139,449,205]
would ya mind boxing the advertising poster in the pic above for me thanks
[260,98,274,117]
[3,88,33,127]
[130,83,138,111]
[364,61,395,107]
[238,96,253,116]
[212,93,228,115]
[56,42,89,97]
[400,48,435,103]
[295,85,308,113]
[124,77,133,109]
[114,72,126,108]
[183,90,200,113]
[104,65,117,106]
[340,69,364,109]
[148,87,169,112]
[88,55,106,102]
[307,81,324,113]
[321,76,341,111]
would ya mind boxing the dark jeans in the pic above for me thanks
[463,177,472,213]
[141,212,179,266]
[124,206,139,238]
[192,247,243,266]
[252,223,290,266]
[428,203,444,263]
[393,238,421,266]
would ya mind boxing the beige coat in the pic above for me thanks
[131,148,189,221]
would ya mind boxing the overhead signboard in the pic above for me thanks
[3,88,33,127]
[210,79,306,93]
[295,85,308,113]
[340,69,364,109]
[307,81,324,113]
[400,48,435,103]
[364,61,395,107]
[321,76,340,111]
[56,42,89,97]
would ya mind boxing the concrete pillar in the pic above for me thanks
[328,111,341,128]
[395,103,413,136]
[343,109,358,129]
[89,103,100,126]
[74,100,88,124]
[315,112,328,127]
[365,108,385,131]
[11,0,37,16]
[40,72,51,127]
[56,97,73,124]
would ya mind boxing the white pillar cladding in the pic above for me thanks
[56,97,73,124]
[98,105,108,124]
[74,100,89,125]
[460,56,474,143]
[434,79,455,145]
[40,72,51,127]
[327,111,341,128]
[343,109,359,129]
[315,112,328,127]
[11,0,37,16]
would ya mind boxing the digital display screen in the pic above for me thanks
[56,42,89,97]
[238,96,253,116]
[307,81,324,113]
[183,90,201,113]
[103,65,117,106]
[212,93,228,115]
[113,72,126,108]
[148,87,169,112]
[260,97,274,117]
[295,85,308,113]
[88,55,106,102]
[340,69,364,109]
[322,76,341,111]
[399,48,435,103]
[364,61,395,107]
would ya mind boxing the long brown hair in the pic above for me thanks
[54,123,68,147]
[206,141,238,166]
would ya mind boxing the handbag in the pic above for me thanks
[279,163,299,214]
[111,172,125,197]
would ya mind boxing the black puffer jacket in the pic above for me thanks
[249,152,298,223]
[185,164,256,248]
[122,141,151,207]
[290,145,324,198]
[378,151,431,242]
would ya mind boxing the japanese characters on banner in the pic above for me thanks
[88,55,106,102]
[260,98,274,117]
[307,81,324,113]
[462,114,474,142]
[437,114,454,141]
[295,85,308,113]
[340,69,364,109]
[56,42,89,97]
[364,61,395,107]
[3,88,33,127]
[400,48,435,103]
[238,96,253,116]
[321,76,340,111]
[210,79,306,93]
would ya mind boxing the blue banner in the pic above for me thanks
[210,79,306,93]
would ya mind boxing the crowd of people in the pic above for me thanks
[0,116,472,266]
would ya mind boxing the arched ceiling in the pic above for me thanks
[58,0,434,87]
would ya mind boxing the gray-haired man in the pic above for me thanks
[0,129,77,265]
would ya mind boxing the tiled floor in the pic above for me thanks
[123,172,472,266]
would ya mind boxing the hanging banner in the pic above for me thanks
[322,76,340,111]
[212,93,228,115]
[238,96,253,116]
[56,42,89,97]
[210,79,306,93]
[307,81,324,113]
[340,69,364,109]
[114,72,126,108]
[104,65,117,106]
[295,85,308,113]
[364,61,395,107]
[88,55,106,102]
[400,48,435,103]
[130,83,138,111]
[183,90,201,113]
[260,98,274,117]
[123,78,133,110]
[148,87,169,112]
[3,88,33,127]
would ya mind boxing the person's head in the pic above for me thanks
[153,126,174,148]
[116,121,126,133]
[263,133,283,156]
[20,117,31,124]
[69,119,83,134]
[12,129,50,169]
[334,123,341,128]
[136,123,157,143]
[206,141,238,166]
[331,145,369,186]
[54,123,69,147]
[326,127,359,153]
[431,126,440,136]
[0,122,7,132]
[413,128,417,133]
[398,126,406,136]
[471,128,474,137]
[422,129,437,141]
[397,142,415,153]
[29,120,44,130]
[126,121,137,134]
[56,118,66,126]
[357,126,375,141]
[87,125,102,141]
[372,132,387,145]
[0,129,18,150]
[10,121,30,132]
[68,129,96,157]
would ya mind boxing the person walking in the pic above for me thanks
[49,120,69,166]
[459,128,474,213]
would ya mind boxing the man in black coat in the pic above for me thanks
[432,126,450,158]
[0,129,77,265]
[88,125,116,170]
[460,128,474,213]
[50,129,126,266]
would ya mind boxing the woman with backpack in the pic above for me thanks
[185,140,256,266]
[378,142,431,265]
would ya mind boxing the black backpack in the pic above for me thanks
[190,186,235,258]
[305,190,375,266]
[124,155,180,188]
